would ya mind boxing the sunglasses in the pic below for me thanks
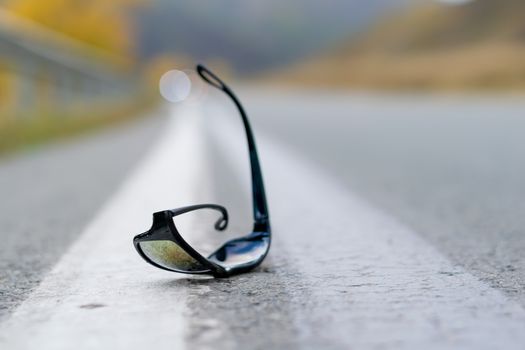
[133,64,271,277]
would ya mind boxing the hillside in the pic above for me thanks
[278,0,525,90]
[135,0,406,73]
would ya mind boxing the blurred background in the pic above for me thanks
[1,0,524,154]
[2,0,525,345]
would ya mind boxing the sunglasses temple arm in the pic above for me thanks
[169,204,229,231]
[196,64,269,229]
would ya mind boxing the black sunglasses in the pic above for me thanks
[133,64,271,278]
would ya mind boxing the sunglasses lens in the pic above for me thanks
[138,240,209,272]
[208,233,270,269]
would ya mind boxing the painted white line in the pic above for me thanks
[3,97,525,349]
[0,105,212,350]
[208,105,525,349]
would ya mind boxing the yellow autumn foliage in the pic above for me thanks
[5,0,145,57]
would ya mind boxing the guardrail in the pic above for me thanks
[0,8,137,116]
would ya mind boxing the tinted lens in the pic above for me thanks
[139,240,209,272]
[208,233,270,269]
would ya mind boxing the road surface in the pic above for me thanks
[242,89,525,306]
[0,111,166,320]
[1,90,525,349]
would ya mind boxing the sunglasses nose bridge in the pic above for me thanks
[134,213,174,245]
[152,211,171,228]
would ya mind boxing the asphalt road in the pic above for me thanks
[0,111,166,320]
[240,89,525,306]
[2,90,525,349]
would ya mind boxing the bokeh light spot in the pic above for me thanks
[159,70,191,103]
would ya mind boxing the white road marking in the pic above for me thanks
[2,99,525,349]
[208,104,525,349]
[0,105,212,350]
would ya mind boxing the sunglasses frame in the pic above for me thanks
[133,64,271,278]
[133,204,230,276]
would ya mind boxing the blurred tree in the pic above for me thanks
[5,0,144,57]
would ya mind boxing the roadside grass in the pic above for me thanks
[0,96,160,156]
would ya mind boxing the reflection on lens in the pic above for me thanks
[208,234,270,269]
[139,240,208,272]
